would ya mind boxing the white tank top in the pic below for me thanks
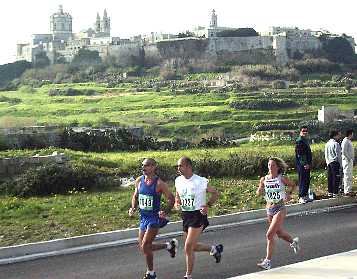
[175,174,208,211]
[264,175,286,203]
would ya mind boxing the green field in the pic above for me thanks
[1,81,356,246]
[1,83,356,139]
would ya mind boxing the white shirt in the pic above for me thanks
[325,139,342,165]
[175,174,208,211]
[264,175,286,203]
[341,137,354,162]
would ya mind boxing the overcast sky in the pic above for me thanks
[1,0,356,65]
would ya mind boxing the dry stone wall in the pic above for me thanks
[0,152,68,177]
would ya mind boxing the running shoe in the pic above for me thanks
[167,238,178,258]
[211,244,224,263]
[143,272,157,279]
[290,237,300,254]
[298,197,306,204]
[257,258,271,270]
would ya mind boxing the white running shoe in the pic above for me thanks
[298,197,306,204]
[257,258,271,270]
[290,237,300,254]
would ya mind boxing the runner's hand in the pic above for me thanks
[174,202,181,210]
[200,205,208,215]
[159,210,166,219]
[284,194,291,202]
[128,207,136,217]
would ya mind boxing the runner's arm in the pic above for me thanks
[206,185,219,207]
[256,177,265,196]
[157,179,175,213]
[281,176,296,195]
[174,191,181,210]
[128,177,140,216]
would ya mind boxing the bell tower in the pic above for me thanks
[210,9,217,28]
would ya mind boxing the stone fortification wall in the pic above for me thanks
[0,152,68,177]
[209,36,273,53]
[286,36,321,56]
[144,37,279,66]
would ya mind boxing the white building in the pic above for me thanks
[193,9,235,38]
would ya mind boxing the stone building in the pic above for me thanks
[318,106,355,124]
[193,10,235,38]
[16,6,356,66]
[50,5,73,42]
[16,5,123,64]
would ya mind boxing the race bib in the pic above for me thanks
[139,194,153,210]
[265,190,282,203]
[181,194,195,211]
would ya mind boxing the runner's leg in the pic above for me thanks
[265,209,286,260]
[184,227,204,276]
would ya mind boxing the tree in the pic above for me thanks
[177,30,195,38]
[321,37,356,64]
[71,49,102,66]
[216,28,258,37]
[0,60,32,88]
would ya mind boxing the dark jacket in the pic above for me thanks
[295,136,312,167]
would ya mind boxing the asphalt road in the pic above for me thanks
[1,206,357,279]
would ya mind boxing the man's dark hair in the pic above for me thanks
[181,156,193,167]
[346,129,353,137]
[299,125,308,131]
[329,130,339,139]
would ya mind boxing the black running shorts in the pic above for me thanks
[182,210,209,232]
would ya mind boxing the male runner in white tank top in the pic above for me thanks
[256,157,300,270]
[175,156,223,279]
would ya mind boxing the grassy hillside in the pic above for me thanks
[1,83,356,139]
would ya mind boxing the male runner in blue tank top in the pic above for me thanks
[129,158,177,279]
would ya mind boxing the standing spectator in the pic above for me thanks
[325,130,342,197]
[341,129,354,196]
[295,126,312,203]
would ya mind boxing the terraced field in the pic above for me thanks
[0,83,356,140]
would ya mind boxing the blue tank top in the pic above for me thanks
[138,176,161,217]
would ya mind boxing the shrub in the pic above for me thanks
[230,99,300,110]
[290,58,340,74]
[48,88,98,96]
[271,80,288,89]
[0,95,21,105]
[0,162,116,197]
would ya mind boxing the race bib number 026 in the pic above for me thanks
[181,194,195,211]
[139,194,154,210]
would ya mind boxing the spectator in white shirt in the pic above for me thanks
[341,129,354,196]
[325,130,342,197]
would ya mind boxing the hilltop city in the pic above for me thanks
[16,5,356,66]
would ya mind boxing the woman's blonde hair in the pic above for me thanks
[269,157,288,174]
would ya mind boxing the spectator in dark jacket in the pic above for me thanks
[295,126,312,203]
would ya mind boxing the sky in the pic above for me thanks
[1,0,356,65]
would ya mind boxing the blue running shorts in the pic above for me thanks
[139,215,169,231]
